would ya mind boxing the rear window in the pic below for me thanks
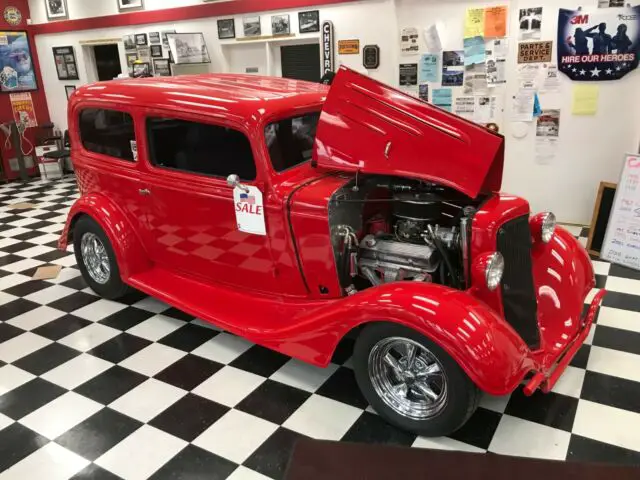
[79,109,135,161]
[265,112,320,172]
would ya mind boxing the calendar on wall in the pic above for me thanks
[601,154,640,271]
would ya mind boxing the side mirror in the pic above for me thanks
[226,174,249,193]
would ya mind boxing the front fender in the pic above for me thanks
[58,193,150,279]
[274,282,534,396]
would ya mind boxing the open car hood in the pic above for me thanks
[313,67,505,199]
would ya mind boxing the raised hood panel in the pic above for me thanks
[313,66,505,198]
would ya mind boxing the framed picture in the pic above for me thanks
[299,10,320,33]
[118,0,144,12]
[217,19,235,39]
[136,46,150,63]
[161,30,176,48]
[0,31,38,92]
[65,85,75,100]
[166,33,211,65]
[153,58,171,77]
[149,32,160,44]
[271,14,290,36]
[126,53,138,66]
[45,0,68,21]
[132,62,150,78]
[135,33,147,46]
[150,45,163,58]
[52,46,79,80]
[123,34,136,51]
[243,16,261,37]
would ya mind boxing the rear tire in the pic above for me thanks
[353,322,480,437]
[73,216,130,300]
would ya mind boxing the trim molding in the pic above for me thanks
[31,0,357,35]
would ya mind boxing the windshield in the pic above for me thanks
[265,112,320,172]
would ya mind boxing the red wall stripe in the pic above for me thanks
[31,0,356,35]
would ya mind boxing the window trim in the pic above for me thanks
[77,107,138,164]
[144,113,259,183]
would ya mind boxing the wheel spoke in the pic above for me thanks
[405,343,418,369]
[418,362,441,378]
[391,382,409,399]
[413,380,439,401]
[383,353,403,376]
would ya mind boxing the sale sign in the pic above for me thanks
[233,185,266,235]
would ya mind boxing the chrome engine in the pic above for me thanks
[358,234,439,285]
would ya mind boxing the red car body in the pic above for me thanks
[59,66,604,398]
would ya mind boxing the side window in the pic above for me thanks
[265,112,320,172]
[146,117,256,181]
[79,109,135,161]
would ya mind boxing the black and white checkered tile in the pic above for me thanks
[0,178,639,479]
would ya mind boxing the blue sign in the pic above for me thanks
[0,31,37,92]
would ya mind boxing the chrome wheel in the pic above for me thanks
[368,337,447,420]
[80,232,110,285]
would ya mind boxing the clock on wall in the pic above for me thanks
[3,6,23,26]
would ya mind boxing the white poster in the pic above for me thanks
[464,63,488,94]
[486,39,508,86]
[519,7,543,40]
[474,95,498,124]
[511,88,535,122]
[602,154,640,271]
[423,24,442,52]
[454,96,475,120]
[400,27,420,55]
[541,64,561,92]
[517,63,543,89]
[233,186,266,235]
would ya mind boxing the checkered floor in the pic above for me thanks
[0,178,639,479]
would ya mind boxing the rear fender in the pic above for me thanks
[278,283,534,396]
[59,193,150,279]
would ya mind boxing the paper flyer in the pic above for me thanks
[464,36,486,65]
[484,6,508,38]
[572,84,600,115]
[517,63,543,89]
[9,92,38,128]
[511,88,536,122]
[541,64,561,92]
[464,8,485,38]
[442,51,464,86]
[454,96,475,120]
[399,63,418,85]
[419,83,429,102]
[423,24,442,52]
[432,88,452,111]
[486,39,508,86]
[535,109,561,164]
[519,7,543,40]
[418,54,439,83]
[400,27,420,55]
[464,63,488,94]
[474,96,497,124]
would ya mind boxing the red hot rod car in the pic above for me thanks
[60,66,605,436]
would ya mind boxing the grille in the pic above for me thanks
[496,215,539,348]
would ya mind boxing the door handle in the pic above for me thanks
[139,188,151,196]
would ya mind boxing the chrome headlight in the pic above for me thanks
[541,212,556,243]
[485,252,504,291]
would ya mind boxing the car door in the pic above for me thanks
[135,109,279,293]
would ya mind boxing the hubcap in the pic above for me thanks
[368,337,447,420]
[80,233,110,285]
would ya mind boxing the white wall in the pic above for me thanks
[30,0,640,223]
[396,0,640,224]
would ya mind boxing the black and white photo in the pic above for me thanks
[166,33,211,64]
[123,34,136,51]
[45,0,68,20]
[132,62,150,78]
[217,19,235,39]
[519,7,543,41]
[65,85,75,100]
[299,10,320,33]
[126,53,138,66]
[118,0,144,12]
[271,14,290,36]
[135,33,147,46]
[153,58,171,77]
[243,16,261,37]
[150,45,163,57]
[161,30,176,48]
[148,32,160,44]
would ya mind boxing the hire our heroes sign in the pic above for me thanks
[233,185,266,235]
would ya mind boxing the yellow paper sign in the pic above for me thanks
[464,8,485,38]
[572,85,599,115]
[485,6,508,38]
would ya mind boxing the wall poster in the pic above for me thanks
[418,54,438,82]
[442,50,464,86]
[0,31,37,92]
[519,7,543,40]
[535,109,561,164]
[9,92,37,127]
[53,46,79,80]
[558,6,640,81]
[518,41,552,63]
[602,154,640,271]
[399,63,418,86]
[400,27,419,55]
[322,21,335,75]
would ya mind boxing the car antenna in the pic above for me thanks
[352,169,360,192]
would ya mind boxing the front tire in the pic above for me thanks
[353,323,480,437]
[73,216,130,300]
